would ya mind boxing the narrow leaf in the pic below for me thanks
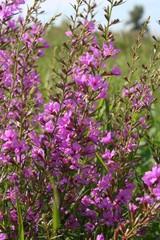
[16,194,24,240]
[96,153,108,172]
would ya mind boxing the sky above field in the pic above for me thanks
[24,0,160,35]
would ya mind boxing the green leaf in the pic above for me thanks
[48,173,60,237]
[96,153,108,172]
[16,194,24,240]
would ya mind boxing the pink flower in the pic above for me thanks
[72,142,81,152]
[102,149,114,160]
[142,165,160,187]
[96,234,105,240]
[101,132,112,143]
[129,202,138,213]
[44,101,60,114]
[111,65,122,76]
[103,41,121,58]
[65,31,72,37]
[45,120,54,133]
[0,232,7,240]
[116,188,133,204]
[80,53,96,67]
[153,183,160,200]
[83,20,95,33]
[88,75,102,91]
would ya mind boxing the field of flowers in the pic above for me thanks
[0,0,160,239]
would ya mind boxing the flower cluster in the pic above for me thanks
[142,165,160,200]
[122,83,154,110]
[0,0,159,239]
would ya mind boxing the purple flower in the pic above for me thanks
[26,207,38,221]
[65,214,80,230]
[44,101,60,115]
[103,41,121,58]
[10,209,18,222]
[23,168,35,179]
[80,53,96,67]
[153,183,160,200]
[65,31,72,37]
[90,46,101,58]
[72,142,81,152]
[97,175,112,191]
[43,41,50,48]
[45,120,54,133]
[9,173,19,184]
[0,232,7,240]
[88,75,103,91]
[84,222,95,233]
[1,129,18,141]
[122,88,129,96]
[129,202,138,213]
[85,208,97,219]
[38,49,44,56]
[84,20,95,33]
[96,234,105,240]
[101,132,112,143]
[142,165,160,187]
[136,194,154,205]
[116,188,133,204]
[139,117,145,125]
[81,196,91,207]
[102,149,114,160]
[7,19,17,30]
[97,89,108,99]
[111,65,122,76]
[32,146,45,159]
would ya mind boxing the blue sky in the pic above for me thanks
[24,0,160,35]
